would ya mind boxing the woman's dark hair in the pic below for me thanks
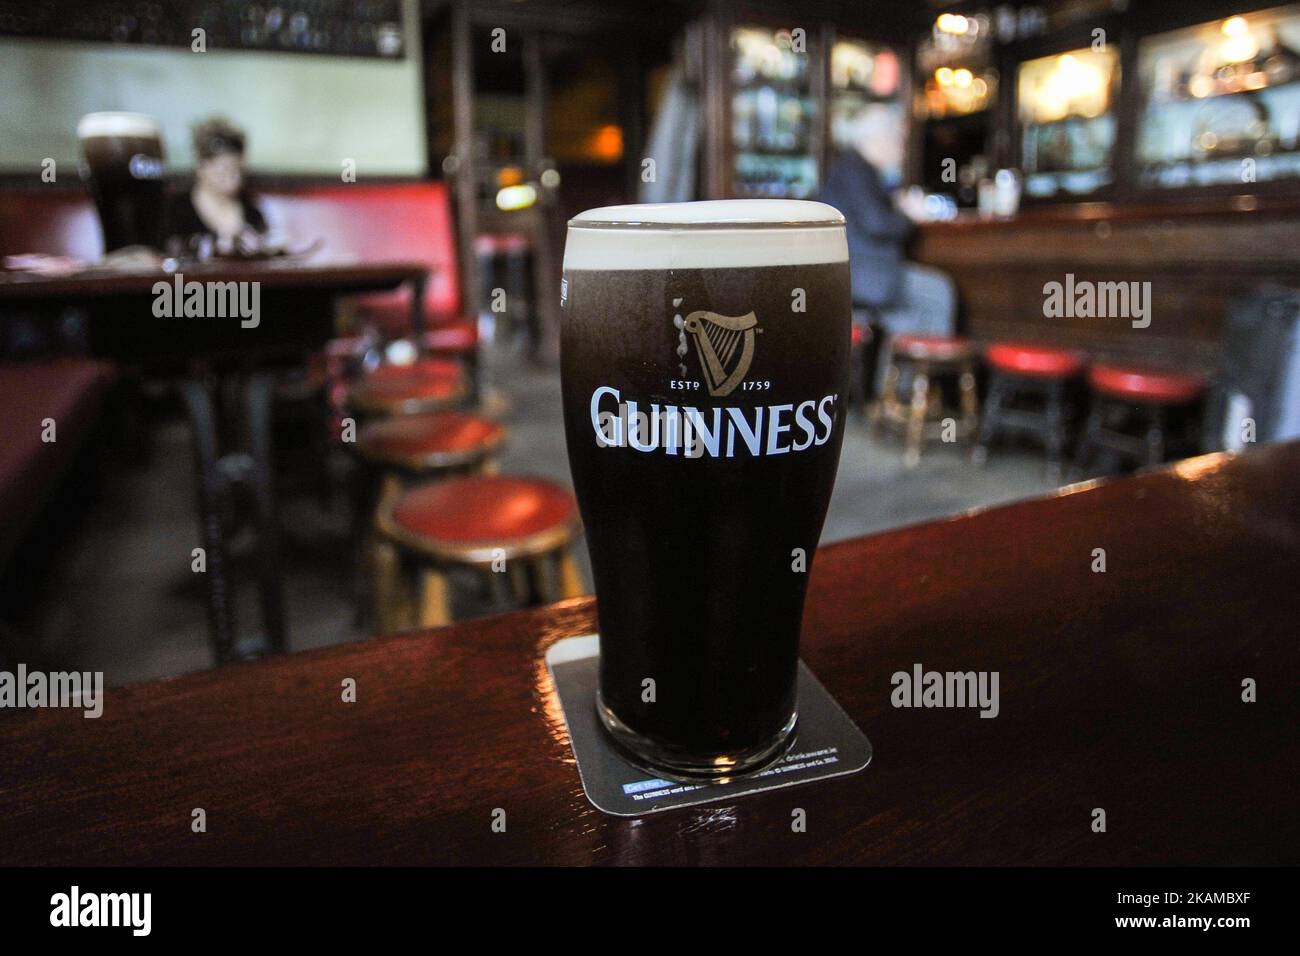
[192,116,247,161]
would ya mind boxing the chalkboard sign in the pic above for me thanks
[0,1,406,59]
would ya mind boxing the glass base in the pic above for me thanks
[595,692,798,781]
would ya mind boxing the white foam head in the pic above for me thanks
[76,112,161,140]
[564,200,847,270]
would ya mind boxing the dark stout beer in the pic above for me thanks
[561,201,850,777]
[77,112,166,252]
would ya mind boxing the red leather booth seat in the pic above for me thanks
[0,358,117,568]
[0,190,118,570]
[258,182,475,352]
[0,190,103,261]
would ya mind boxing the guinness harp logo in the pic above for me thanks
[682,310,759,396]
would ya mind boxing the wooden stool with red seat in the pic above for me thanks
[874,334,978,466]
[356,411,506,475]
[376,475,584,630]
[974,341,1086,478]
[350,411,507,631]
[1074,364,1208,475]
[346,357,470,418]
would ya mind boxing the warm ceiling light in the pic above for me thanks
[1221,16,1249,37]
[1219,16,1259,63]
[495,183,537,211]
[587,124,623,162]
[937,13,969,35]
[954,68,973,87]
[936,66,954,86]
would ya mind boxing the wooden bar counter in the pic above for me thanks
[913,198,1300,377]
[1,444,1297,866]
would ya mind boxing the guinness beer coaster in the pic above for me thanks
[546,635,873,817]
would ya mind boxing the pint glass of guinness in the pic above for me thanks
[560,200,850,777]
[76,112,167,252]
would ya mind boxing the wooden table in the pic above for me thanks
[0,258,430,662]
[0,258,429,298]
[0,258,431,362]
[1,443,1296,866]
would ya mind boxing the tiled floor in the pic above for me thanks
[2,352,1059,687]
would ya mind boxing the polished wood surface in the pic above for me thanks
[2,443,1297,865]
[913,206,1300,377]
[0,259,428,299]
[0,259,430,366]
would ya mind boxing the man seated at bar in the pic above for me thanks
[168,116,268,256]
[820,103,956,391]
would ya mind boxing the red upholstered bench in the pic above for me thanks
[0,189,104,261]
[0,358,117,569]
[258,182,475,356]
[259,181,479,406]
[0,191,120,571]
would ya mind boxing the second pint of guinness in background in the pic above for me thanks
[561,200,850,778]
[76,111,166,253]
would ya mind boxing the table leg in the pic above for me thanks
[410,273,428,339]
[244,371,287,654]
[178,378,238,663]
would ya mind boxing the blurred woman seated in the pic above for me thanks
[168,117,268,257]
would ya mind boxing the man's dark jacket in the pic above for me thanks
[819,149,912,309]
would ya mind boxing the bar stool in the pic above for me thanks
[376,475,584,630]
[1074,364,1208,475]
[849,323,873,415]
[347,357,469,417]
[351,411,507,629]
[974,341,1086,479]
[355,409,507,514]
[874,334,978,466]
